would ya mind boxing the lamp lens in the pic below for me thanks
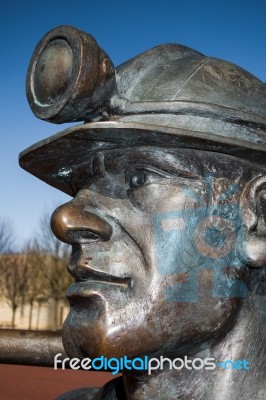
[34,39,73,105]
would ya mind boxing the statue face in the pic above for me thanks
[51,147,245,359]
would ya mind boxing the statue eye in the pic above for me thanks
[126,170,146,188]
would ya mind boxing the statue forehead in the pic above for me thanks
[74,146,261,182]
[93,147,201,165]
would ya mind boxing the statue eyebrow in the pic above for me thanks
[104,149,203,179]
[158,157,202,179]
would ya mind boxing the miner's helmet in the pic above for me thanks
[19,25,266,196]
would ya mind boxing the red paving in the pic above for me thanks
[0,364,115,399]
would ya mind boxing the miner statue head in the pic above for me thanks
[20,26,266,400]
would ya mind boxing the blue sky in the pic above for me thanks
[1,0,265,247]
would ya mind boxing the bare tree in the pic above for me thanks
[0,254,29,327]
[0,218,23,327]
[0,217,15,253]
[37,211,69,259]
[34,210,72,330]
[0,210,71,330]
[21,246,45,329]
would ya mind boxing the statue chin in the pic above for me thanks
[62,287,243,362]
[62,294,108,358]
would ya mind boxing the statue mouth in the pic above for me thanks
[66,264,132,299]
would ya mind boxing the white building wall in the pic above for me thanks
[0,300,69,330]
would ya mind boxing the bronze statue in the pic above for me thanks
[19,26,266,399]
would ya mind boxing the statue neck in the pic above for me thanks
[122,293,266,400]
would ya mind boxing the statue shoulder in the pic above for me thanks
[56,377,125,400]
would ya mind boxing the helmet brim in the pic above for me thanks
[19,120,266,196]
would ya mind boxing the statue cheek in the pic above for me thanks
[128,181,202,213]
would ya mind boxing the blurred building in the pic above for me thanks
[0,253,69,330]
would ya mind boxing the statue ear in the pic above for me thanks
[238,176,266,268]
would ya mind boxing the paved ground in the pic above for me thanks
[0,364,115,399]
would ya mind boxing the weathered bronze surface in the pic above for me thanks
[0,330,66,366]
[19,26,266,399]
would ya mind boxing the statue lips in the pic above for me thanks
[66,264,132,301]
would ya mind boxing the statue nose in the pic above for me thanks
[50,201,113,244]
